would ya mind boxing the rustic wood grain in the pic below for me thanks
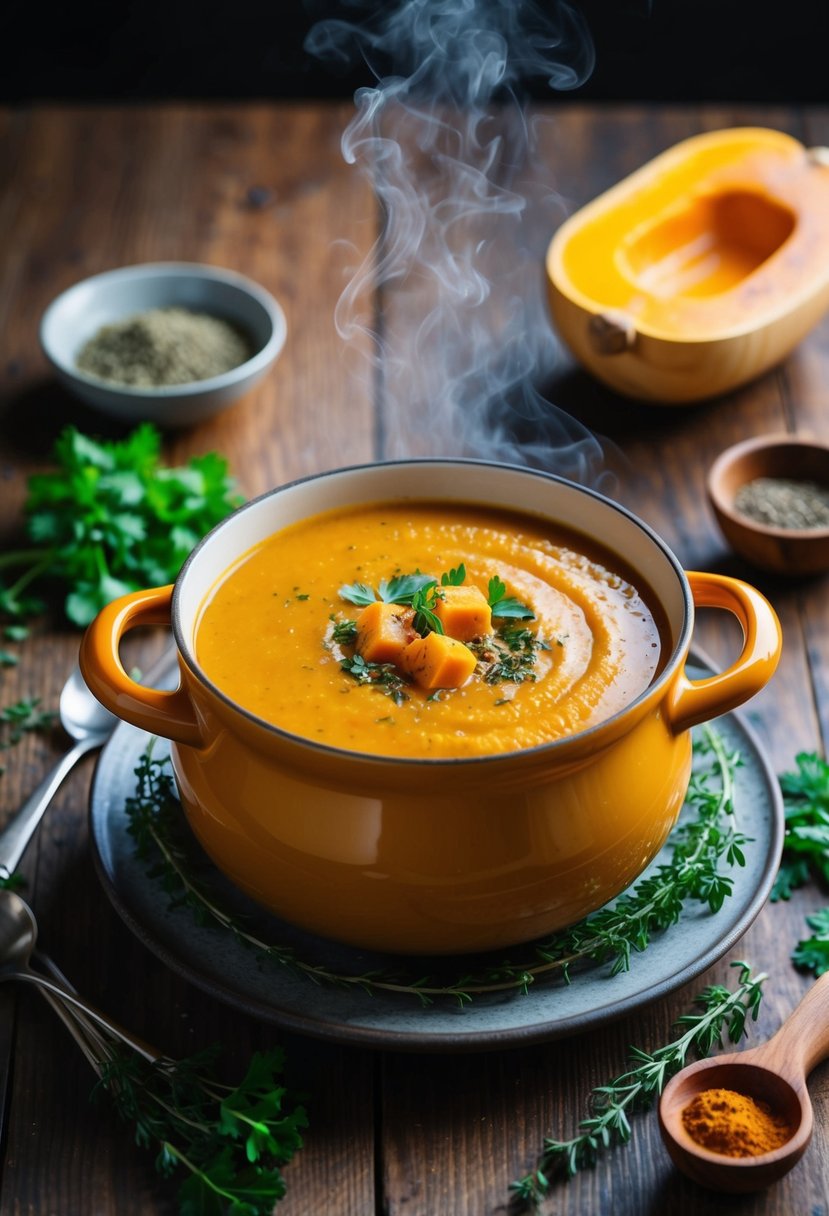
[1,101,828,1216]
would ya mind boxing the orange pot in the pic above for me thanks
[79,462,781,954]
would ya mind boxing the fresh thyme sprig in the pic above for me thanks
[510,961,766,1207]
[126,726,746,1005]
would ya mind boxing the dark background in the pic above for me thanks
[1,0,825,104]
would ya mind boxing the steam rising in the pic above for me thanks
[307,0,613,486]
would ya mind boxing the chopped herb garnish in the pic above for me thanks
[469,623,550,686]
[341,654,410,705]
[330,617,358,646]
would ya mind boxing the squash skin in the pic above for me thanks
[546,128,829,404]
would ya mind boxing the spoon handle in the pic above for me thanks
[13,968,161,1064]
[0,736,104,877]
[754,971,829,1078]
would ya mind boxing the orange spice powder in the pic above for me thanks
[681,1087,793,1157]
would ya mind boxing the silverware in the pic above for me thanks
[0,649,173,877]
[0,887,159,1065]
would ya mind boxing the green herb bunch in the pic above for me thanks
[60,1005,306,1216]
[772,751,829,975]
[510,962,766,1206]
[0,424,243,628]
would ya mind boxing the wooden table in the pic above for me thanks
[1,101,828,1215]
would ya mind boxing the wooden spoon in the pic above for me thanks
[658,972,829,1192]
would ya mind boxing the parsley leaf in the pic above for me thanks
[771,751,829,900]
[0,424,243,628]
[440,564,466,587]
[792,907,829,976]
[337,582,377,607]
[486,574,534,620]
[378,573,436,604]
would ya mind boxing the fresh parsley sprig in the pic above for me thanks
[0,424,242,628]
[771,751,829,900]
[486,574,534,620]
[55,1003,306,1216]
[792,907,829,975]
[126,726,745,1006]
[510,962,766,1206]
[340,566,534,633]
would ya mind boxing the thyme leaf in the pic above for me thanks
[126,726,745,1006]
[510,962,767,1205]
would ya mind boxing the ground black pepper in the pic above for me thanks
[76,307,254,387]
[734,476,829,530]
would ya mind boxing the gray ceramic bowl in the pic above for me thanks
[39,262,287,428]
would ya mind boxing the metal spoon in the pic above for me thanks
[0,887,159,1063]
[0,649,173,876]
[658,972,829,1192]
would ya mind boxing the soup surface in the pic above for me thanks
[195,500,669,759]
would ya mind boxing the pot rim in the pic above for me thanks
[172,457,693,769]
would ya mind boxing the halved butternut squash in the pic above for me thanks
[546,128,829,403]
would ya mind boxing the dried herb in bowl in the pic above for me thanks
[76,307,254,388]
[734,476,829,530]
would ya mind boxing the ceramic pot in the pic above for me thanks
[79,461,781,954]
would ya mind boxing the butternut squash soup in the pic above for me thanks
[194,501,669,759]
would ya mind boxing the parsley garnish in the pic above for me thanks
[0,424,242,628]
[440,564,466,586]
[487,575,534,620]
[339,572,445,635]
[771,751,829,900]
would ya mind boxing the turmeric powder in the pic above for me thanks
[681,1087,792,1157]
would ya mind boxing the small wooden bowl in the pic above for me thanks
[707,434,829,576]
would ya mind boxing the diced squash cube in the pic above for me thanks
[355,601,415,665]
[400,631,477,689]
[434,584,492,641]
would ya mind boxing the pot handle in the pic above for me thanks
[79,585,203,748]
[664,572,782,736]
